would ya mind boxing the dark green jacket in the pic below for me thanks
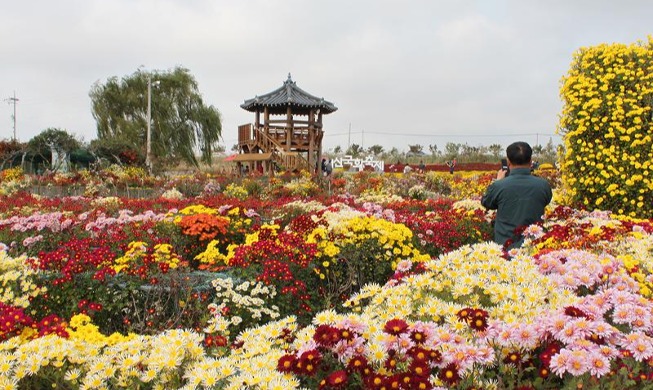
[481,168,552,248]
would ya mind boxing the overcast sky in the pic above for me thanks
[1,0,652,153]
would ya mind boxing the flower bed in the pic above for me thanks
[0,170,652,389]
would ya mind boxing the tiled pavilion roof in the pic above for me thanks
[240,73,337,115]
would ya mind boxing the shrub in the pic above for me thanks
[558,37,653,218]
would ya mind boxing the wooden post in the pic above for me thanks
[317,112,323,168]
[308,109,315,173]
[286,106,292,152]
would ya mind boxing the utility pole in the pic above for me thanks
[348,123,351,150]
[146,77,153,173]
[145,76,159,173]
[5,91,18,141]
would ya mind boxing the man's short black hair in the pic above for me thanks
[506,141,532,165]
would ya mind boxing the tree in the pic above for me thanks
[407,144,425,156]
[0,139,25,170]
[367,144,384,155]
[332,145,343,154]
[539,138,558,164]
[27,128,80,171]
[428,144,440,157]
[532,144,544,156]
[345,144,364,157]
[444,142,461,158]
[89,137,143,166]
[488,143,503,159]
[90,67,222,169]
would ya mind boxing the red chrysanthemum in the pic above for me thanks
[503,351,522,366]
[297,349,322,376]
[364,373,388,389]
[469,315,488,332]
[384,355,399,371]
[437,363,460,385]
[428,349,443,364]
[276,354,296,373]
[326,370,348,387]
[346,355,369,373]
[314,324,340,347]
[413,377,433,390]
[410,330,427,344]
[410,361,431,378]
[384,318,409,335]
[409,346,430,362]
[564,306,592,319]
[456,307,472,321]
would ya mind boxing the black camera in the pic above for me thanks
[501,158,510,176]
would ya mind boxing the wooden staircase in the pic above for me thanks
[238,124,310,171]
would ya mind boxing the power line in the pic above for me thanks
[325,131,561,138]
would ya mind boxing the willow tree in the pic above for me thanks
[90,67,222,168]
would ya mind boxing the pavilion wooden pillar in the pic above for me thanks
[286,106,293,151]
[308,109,315,173]
[318,111,324,168]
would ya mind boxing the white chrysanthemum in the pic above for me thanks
[64,367,82,382]
[0,376,18,390]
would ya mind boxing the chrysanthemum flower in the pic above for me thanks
[503,351,522,366]
[325,369,348,387]
[276,354,295,373]
[345,354,369,373]
[313,324,340,347]
[437,363,460,385]
[409,361,430,378]
[383,319,409,335]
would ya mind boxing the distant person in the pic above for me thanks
[447,158,457,174]
[481,142,552,249]
[325,159,333,177]
[419,160,426,171]
[403,165,413,174]
[321,158,327,175]
[530,160,539,172]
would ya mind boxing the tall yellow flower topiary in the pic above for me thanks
[558,37,653,218]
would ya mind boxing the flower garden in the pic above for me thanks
[1,37,653,390]
[0,163,652,390]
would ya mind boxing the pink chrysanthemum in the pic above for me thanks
[622,332,653,361]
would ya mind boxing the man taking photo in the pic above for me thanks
[481,141,552,249]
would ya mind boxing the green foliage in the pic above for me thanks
[345,143,364,157]
[0,139,25,169]
[90,66,222,169]
[367,144,384,155]
[89,137,143,166]
[407,144,424,154]
[488,143,503,158]
[27,128,81,170]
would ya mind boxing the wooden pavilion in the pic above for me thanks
[234,74,337,174]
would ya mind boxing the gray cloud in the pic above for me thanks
[2,0,652,152]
